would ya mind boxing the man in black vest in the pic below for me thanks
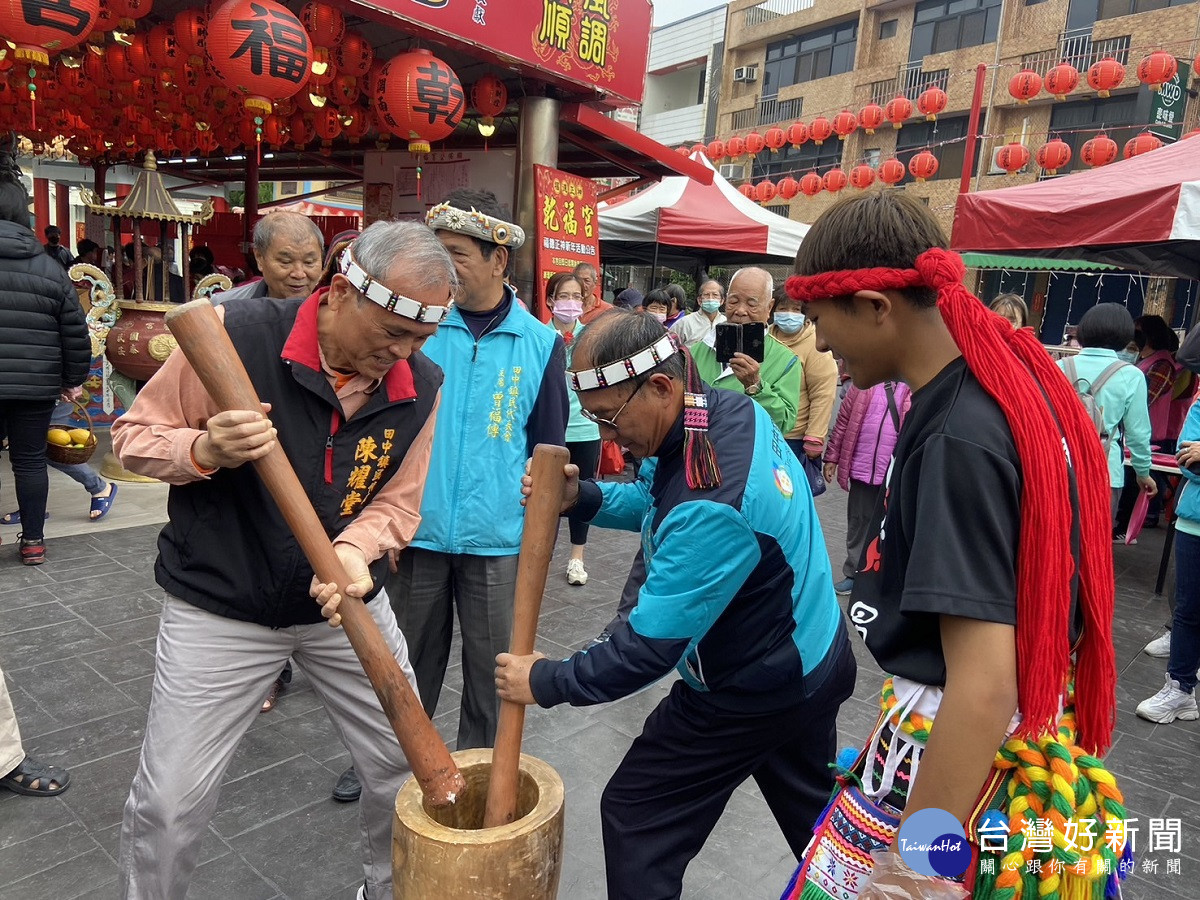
[111,222,455,900]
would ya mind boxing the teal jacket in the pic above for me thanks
[548,318,600,443]
[412,289,568,555]
[1058,348,1151,488]
[1174,399,1200,536]
[691,334,801,433]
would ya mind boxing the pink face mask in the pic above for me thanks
[553,300,584,324]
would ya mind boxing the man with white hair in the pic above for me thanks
[112,221,452,900]
[215,210,325,302]
[690,266,801,432]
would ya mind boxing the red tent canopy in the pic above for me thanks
[952,138,1200,278]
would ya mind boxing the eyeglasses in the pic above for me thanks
[698,292,723,300]
[580,380,646,430]
[555,293,584,302]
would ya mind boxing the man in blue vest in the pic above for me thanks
[387,188,568,748]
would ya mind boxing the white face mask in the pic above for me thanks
[649,311,667,323]
[700,300,722,315]
[1118,350,1138,364]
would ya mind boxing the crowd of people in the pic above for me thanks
[3,151,1200,900]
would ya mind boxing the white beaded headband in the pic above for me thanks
[425,202,526,249]
[570,334,679,392]
[338,248,453,324]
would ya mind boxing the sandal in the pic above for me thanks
[0,510,48,526]
[89,483,118,520]
[18,534,45,566]
[1,755,70,796]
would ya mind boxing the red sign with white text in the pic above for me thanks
[350,0,650,105]
[534,165,600,321]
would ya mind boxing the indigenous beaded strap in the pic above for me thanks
[570,333,678,392]
[338,248,453,324]
[425,201,526,248]
[683,390,709,429]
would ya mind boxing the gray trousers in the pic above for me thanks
[118,593,417,900]
[386,548,518,750]
[845,479,884,580]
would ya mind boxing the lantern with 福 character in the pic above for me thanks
[764,127,786,152]
[822,168,847,193]
[800,172,823,196]
[809,116,833,145]
[1044,63,1078,101]
[786,121,809,147]
[1036,138,1071,175]
[1123,132,1162,159]
[778,176,799,199]
[832,110,857,141]
[859,103,884,134]
[1087,57,1125,98]
[1080,134,1118,167]
[908,150,939,182]
[885,95,912,129]
[745,131,766,155]
[2,0,100,127]
[1137,51,1178,92]
[996,142,1030,173]
[1008,69,1042,104]
[849,164,875,189]
[917,87,947,121]
[878,158,905,185]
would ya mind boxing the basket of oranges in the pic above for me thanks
[46,401,97,465]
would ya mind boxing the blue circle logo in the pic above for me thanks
[896,808,971,878]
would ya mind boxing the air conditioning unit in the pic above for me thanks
[733,65,758,83]
[719,164,746,180]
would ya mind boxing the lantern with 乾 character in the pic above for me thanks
[375,49,465,154]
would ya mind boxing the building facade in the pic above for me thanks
[637,4,728,147]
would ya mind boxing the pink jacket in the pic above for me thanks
[824,382,911,492]
[1139,350,1184,441]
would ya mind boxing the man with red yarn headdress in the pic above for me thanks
[779,193,1129,900]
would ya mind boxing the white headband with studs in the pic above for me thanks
[338,248,453,324]
[570,334,679,392]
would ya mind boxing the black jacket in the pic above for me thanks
[0,220,90,401]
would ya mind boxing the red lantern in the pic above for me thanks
[849,164,875,189]
[1008,69,1042,105]
[755,181,777,203]
[261,113,287,147]
[1,0,100,64]
[727,136,746,157]
[707,139,726,160]
[110,0,150,28]
[1137,51,1178,92]
[343,107,371,143]
[1036,138,1071,175]
[878,158,906,185]
[859,103,884,134]
[470,72,507,134]
[174,8,207,65]
[1087,57,1125,98]
[908,150,939,182]
[1044,63,1079,101]
[1123,131,1163,159]
[329,74,358,107]
[307,49,336,86]
[832,110,858,141]
[810,116,833,145]
[995,142,1030,173]
[885,95,912,129]
[375,49,465,153]
[289,111,315,147]
[300,2,346,53]
[676,146,690,156]
[778,176,799,200]
[764,126,786,152]
[690,143,706,157]
[917,87,947,121]
[314,105,341,142]
[746,131,766,155]
[786,121,809,147]
[126,30,158,79]
[147,21,179,80]
[1080,134,1118,167]
[822,168,847,193]
[105,44,135,82]
[196,129,220,156]
[800,172,823,197]
[738,183,756,199]
[207,0,313,114]
[336,31,374,79]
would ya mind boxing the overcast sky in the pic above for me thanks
[652,0,731,27]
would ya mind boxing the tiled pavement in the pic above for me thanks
[1,459,1198,898]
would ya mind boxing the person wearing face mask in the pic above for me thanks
[642,290,671,324]
[546,272,602,586]
[770,288,838,466]
[670,279,726,348]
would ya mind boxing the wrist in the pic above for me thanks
[745,379,763,396]
[190,434,219,473]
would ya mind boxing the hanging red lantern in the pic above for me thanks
[916,87,947,121]
[745,131,766,155]
[908,150,939,182]
[336,30,374,79]
[1,0,100,65]
[1123,131,1163,159]
[147,21,179,81]
[174,8,207,65]
[105,43,135,82]
[800,172,823,197]
[683,143,701,157]
[822,168,847,193]
[727,136,746,157]
[1036,138,1071,174]
[755,180,777,203]
[764,126,786,152]
[94,0,118,32]
[207,0,313,114]
[849,164,875,189]
[778,176,799,200]
[859,103,884,134]
[878,158,906,185]
[786,121,809,147]
[1087,57,1125,98]
[375,49,465,153]
[1008,69,1042,105]
[314,104,342,154]
[300,2,346,55]
[676,146,690,156]
[1080,133,1118,167]
[343,107,371,143]
[885,95,912,129]
[289,111,315,146]
[110,0,151,29]
[832,110,858,141]
[707,139,726,160]
[738,183,756,199]
[470,72,507,137]
[306,51,337,86]
[1044,63,1079,101]
[809,116,833,145]
[1137,51,1178,92]
[330,74,358,107]
[195,129,220,156]
[995,142,1030,173]
[127,30,159,79]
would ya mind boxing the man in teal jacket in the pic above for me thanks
[386,189,568,749]
[690,267,801,432]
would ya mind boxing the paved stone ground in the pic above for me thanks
[0,480,1196,899]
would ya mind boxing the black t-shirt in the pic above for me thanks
[849,357,1023,686]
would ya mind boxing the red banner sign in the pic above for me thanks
[534,164,600,321]
[351,0,650,105]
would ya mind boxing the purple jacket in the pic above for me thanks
[824,382,911,491]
